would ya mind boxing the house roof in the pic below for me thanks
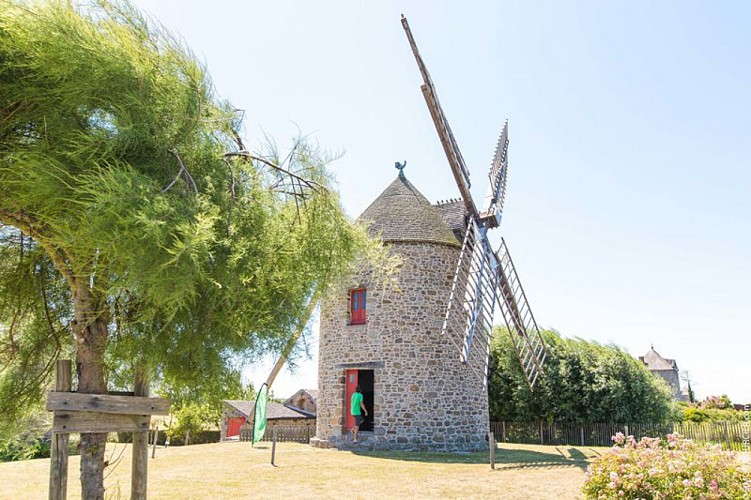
[283,388,318,406]
[358,173,461,247]
[640,346,678,371]
[224,400,315,420]
[282,388,318,417]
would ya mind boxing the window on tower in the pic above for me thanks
[349,288,366,325]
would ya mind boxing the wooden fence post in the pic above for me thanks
[489,432,496,470]
[539,421,544,445]
[151,425,158,459]
[49,360,71,500]
[131,366,149,500]
[580,426,585,447]
[271,427,278,466]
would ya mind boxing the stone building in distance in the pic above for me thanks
[639,346,687,401]
[312,169,489,451]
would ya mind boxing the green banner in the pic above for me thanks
[252,383,268,445]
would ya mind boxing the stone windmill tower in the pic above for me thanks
[314,165,490,451]
[313,16,547,451]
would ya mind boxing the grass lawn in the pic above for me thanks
[1,441,607,499]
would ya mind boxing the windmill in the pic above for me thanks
[401,16,547,389]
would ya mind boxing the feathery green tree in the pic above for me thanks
[0,1,384,497]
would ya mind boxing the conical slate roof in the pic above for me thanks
[640,346,678,371]
[358,173,461,247]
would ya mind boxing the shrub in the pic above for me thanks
[582,433,749,499]
[166,430,220,446]
[0,429,80,462]
[0,433,50,462]
[679,404,744,423]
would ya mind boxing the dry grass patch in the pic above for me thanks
[1,441,607,499]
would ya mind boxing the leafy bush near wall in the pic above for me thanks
[582,433,749,499]
[0,433,50,461]
[1,431,80,462]
[167,430,220,446]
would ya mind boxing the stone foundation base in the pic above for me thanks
[309,437,332,449]
[313,431,488,453]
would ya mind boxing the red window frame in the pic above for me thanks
[349,288,366,325]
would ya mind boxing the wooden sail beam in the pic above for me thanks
[401,15,478,220]
[402,15,547,390]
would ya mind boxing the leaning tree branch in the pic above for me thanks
[222,158,237,234]
[0,209,78,292]
[223,151,326,194]
[230,123,247,153]
[162,149,198,193]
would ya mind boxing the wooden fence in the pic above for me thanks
[490,421,750,451]
[239,425,314,444]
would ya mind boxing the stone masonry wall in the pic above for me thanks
[316,242,489,451]
[653,369,682,399]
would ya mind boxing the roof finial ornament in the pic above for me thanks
[395,160,407,178]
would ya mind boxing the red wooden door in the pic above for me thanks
[226,416,246,437]
[345,369,358,430]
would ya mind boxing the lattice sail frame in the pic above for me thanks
[479,121,510,228]
[442,218,547,388]
[495,238,547,389]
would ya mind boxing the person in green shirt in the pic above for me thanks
[350,385,368,443]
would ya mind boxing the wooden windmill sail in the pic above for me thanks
[401,15,547,389]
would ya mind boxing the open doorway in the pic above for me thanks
[345,369,374,433]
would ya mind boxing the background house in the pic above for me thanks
[639,346,687,401]
[221,389,317,440]
[284,388,318,415]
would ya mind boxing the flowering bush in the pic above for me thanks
[582,433,749,499]
[700,395,733,410]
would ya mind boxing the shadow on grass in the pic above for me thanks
[351,445,597,472]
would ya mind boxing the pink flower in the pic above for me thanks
[612,432,625,445]
[709,480,718,492]
[667,433,679,447]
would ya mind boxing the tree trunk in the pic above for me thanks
[72,286,110,500]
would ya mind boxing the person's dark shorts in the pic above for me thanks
[354,414,365,426]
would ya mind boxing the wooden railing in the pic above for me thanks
[490,421,750,451]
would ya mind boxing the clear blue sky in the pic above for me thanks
[131,0,750,404]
